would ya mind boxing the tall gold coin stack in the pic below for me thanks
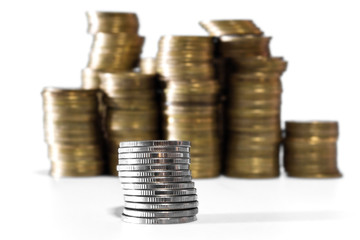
[284,121,342,178]
[99,73,160,176]
[156,36,221,178]
[82,11,144,89]
[42,88,104,177]
[200,20,287,178]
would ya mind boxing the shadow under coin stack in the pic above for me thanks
[99,73,160,175]
[82,11,144,89]
[156,36,221,178]
[200,20,287,178]
[42,88,104,177]
[118,140,198,224]
[284,121,342,178]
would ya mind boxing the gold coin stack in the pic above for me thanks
[42,88,104,177]
[99,73,160,176]
[156,36,221,178]
[284,121,342,178]
[200,20,287,178]
[82,12,144,89]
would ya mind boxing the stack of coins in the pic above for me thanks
[284,121,342,178]
[118,140,198,224]
[42,88,104,177]
[200,20,287,178]
[82,12,144,89]
[99,73,160,175]
[140,57,157,74]
[156,36,221,178]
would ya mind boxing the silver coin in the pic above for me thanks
[118,170,191,177]
[120,176,192,183]
[122,188,197,196]
[123,195,197,203]
[120,140,191,148]
[117,164,189,171]
[124,201,199,210]
[118,158,190,165]
[119,152,190,159]
[118,146,190,153]
[121,214,197,224]
[121,182,195,190]
[123,208,198,218]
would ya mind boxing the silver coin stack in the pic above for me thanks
[118,140,198,224]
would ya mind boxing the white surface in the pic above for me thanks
[0,0,359,239]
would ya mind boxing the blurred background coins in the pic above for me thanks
[42,88,104,177]
[199,20,263,36]
[200,20,287,178]
[284,121,342,178]
[118,140,198,224]
[156,36,221,178]
[86,11,139,34]
[82,11,144,89]
[99,73,160,175]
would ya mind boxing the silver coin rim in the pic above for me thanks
[122,208,198,218]
[123,194,198,202]
[123,201,199,210]
[121,214,197,224]
[120,140,191,148]
[121,182,195,190]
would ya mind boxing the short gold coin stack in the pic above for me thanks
[156,36,221,178]
[200,20,287,178]
[42,88,104,177]
[284,121,342,178]
[82,12,144,89]
[99,73,160,175]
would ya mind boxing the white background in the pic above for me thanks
[0,0,359,239]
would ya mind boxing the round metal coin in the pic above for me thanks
[121,214,197,224]
[118,158,190,165]
[121,182,195,190]
[118,170,191,177]
[118,146,190,153]
[120,140,191,147]
[122,188,197,196]
[117,164,189,171]
[119,152,190,159]
[120,176,192,183]
[123,195,197,203]
[123,208,198,218]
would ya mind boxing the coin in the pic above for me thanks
[121,214,197,224]
[121,182,195,190]
[123,208,198,218]
[123,195,197,203]
[124,201,199,210]
[120,140,191,147]
[118,146,190,153]
[120,176,192,183]
[118,158,191,165]
[118,170,191,177]
[117,164,189,171]
[122,189,197,196]
[199,20,263,36]
[119,152,190,159]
